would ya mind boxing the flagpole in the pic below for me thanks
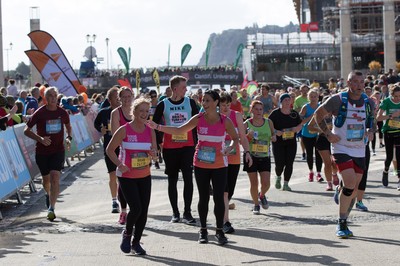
[167,44,170,68]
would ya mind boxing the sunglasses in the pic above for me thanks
[150,95,157,98]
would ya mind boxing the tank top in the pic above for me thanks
[301,103,319,138]
[246,118,272,158]
[225,110,240,165]
[117,123,152,178]
[194,113,228,169]
[118,107,132,126]
[332,94,366,157]
[162,97,195,149]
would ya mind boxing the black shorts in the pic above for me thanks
[316,134,331,151]
[332,153,366,171]
[104,147,120,173]
[243,155,271,173]
[35,151,65,176]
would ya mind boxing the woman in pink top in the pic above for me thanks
[147,89,244,246]
[107,97,157,255]
[110,87,133,225]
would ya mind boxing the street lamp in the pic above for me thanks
[105,37,109,71]
[86,34,96,61]
[5,42,13,78]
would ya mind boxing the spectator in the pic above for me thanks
[24,87,41,115]
[6,79,18,98]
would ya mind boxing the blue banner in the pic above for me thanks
[69,113,92,152]
[0,127,31,201]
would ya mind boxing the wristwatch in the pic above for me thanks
[66,135,73,141]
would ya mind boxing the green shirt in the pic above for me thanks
[294,96,309,112]
[380,97,400,133]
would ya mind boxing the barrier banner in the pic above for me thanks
[13,124,40,179]
[0,127,31,200]
[84,110,102,144]
[69,113,92,152]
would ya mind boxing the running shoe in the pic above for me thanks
[355,201,368,212]
[198,229,208,244]
[120,230,132,253]
[45,194,50,209]
[382,171,389,187]
[333,185,340,205]
[259,193,269,210]
[372,150,376,156]
[332,173,339,186]
[112,201,120,213]
[182,212,196,225]
[336,219,353,239]
[308,172,314,182]
[118,212,127,225]
[316,173,324,182]
[275,176,282,189]
[215,231,228,245]
[171,213,180,223]
[379,143,385,148]
[131,241,146,255]
[223,221,235,234]
[252,205,260,215]
[47,208,56,221]
[302,152,306,160]
[154,161,160,169]
[326,183,333,191]
[282,184,292,191]
[229,202,236,210]
[397,180,400,191]
[392,170,398,176]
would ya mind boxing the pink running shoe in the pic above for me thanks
[308,172,314,182]
[119,212,127,225]
[332,174,339,186]
[326,183,333,191]
[317,173,324,182]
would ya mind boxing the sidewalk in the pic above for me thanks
[1,145,400,265]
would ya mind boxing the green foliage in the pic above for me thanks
[16,62,30,76]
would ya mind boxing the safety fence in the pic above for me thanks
[0,111,101,218]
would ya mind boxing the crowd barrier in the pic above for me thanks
[0,111,101,218]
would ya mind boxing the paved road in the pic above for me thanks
[1,144,400,265]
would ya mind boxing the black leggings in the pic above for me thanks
[194,167,227,229]
[383,133,400,176]
[226,164,240,200]
[118,176,151,241]
[359,145,370,191]
[272,142,297,182]
[163,147,195,215]
[118,185,127,209]
[302,136,322,172]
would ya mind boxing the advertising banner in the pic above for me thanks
[69,113,92,152]
[0,127,31,200]
[13,124,40,179]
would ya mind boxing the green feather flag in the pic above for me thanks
[205,40,211,68]
[181,44,192,66]
[117,47,130,73]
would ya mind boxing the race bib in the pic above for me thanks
[46,119,62,134]
[225,140,236,155]
[282,130,295,140]
[172,134,188,142]
[197,146,216,164]
[251,143,268,153]
[346,124,364,142]
[388,119,400,129]
[131,152,151,169]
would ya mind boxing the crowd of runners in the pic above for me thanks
[2,69,400,255]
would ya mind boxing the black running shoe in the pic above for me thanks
[382,171,389,187]
[198,229,208,244]
[215,231,228,245]
[182,212,196,225]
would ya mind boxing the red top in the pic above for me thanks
[225,110,240,165]
[27,105,70,155]
[230,101,243,114]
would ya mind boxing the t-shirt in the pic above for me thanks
[379,97,400,133]
[269,108,301,145]
[293,96,309,112]
[27,106,70,155]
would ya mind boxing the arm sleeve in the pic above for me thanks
[152,101,165,124]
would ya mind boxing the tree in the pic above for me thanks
[16,62,30,77]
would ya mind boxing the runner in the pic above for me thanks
[254,83,277,117]
[94,86,121,213]
[148,89,240,245]
[219,91,252,233]
[314,71,374,238]
[244,100,276,214]
[110,86,133,224]
[376,84,400,190]
[24,87,72,221]
[106,97,157,255]
[152,75,198,224]
[269,93,302,191]
[299,89,323,182]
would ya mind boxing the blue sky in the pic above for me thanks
[2,0,298,71]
